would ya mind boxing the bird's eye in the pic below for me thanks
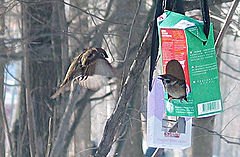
[166,80,171,83]
[88,53,95,59]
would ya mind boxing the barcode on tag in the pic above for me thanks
[198,100,222,115]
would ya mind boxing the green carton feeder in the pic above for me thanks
[157,11,222,117]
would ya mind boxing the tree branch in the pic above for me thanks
[193,124,240,145]
[122,0,142,63]
[0,99,14,157]
[220,71,240,81]
[221,50,240,58]
[62,1,129,26]
[184,0,234,11]
[215,0,240,54]
[94,23,153,157]
[49,86,84,157]
[60,90,96,155]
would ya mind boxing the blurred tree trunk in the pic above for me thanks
[11,62,30,156]
[21,1,63,156]
[0,64,5,157]
[0,0,5,154]
[50,1,69,150]
[15,79,30,157]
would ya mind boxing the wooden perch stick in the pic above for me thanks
[95,23,153,157]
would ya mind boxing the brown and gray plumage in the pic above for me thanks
[159,74,187,102]
[51,48,115,99]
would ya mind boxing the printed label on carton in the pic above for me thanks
[160,29,190,89]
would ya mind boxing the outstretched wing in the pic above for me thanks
[78,75,108,91]
[93,58,115,77]
[51,53,84,99]
[60,53,83,87]
[77,58,116,90]
[51,48,116,98]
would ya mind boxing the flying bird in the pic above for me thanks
[159,74,187,102]
[51,48,115,99]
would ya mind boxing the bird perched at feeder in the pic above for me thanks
[51,47,115,99]
[159,74,187,102]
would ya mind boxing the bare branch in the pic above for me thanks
[161,118,240,146]
[220,114,240,134]
[4,65,24,85]
[62,1,129,26]
[89,91,114,101]
[221,50,240,58]
[61,90,96,155]
[49,84,78,157]
[119,0,143,94]
[220,71,240,81]
[0,99,14,157]
[218,56,240,73]
[50,87,95,157]
[193,124,240,145]
[215,0,240,54]
[87,9,115,62]
[95,23,153,157]
[184,0,234,11]
[223,103,240,112]
[222,84,237,103]
[45,118,52,157]
[121,0,142,63]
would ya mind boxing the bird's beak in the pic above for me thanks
[96,48,108,58]
[159,75,165,80]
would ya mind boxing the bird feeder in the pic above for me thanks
[157,11,222,117]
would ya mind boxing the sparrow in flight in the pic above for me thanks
[159,74,187,102]
[51,48,115,99]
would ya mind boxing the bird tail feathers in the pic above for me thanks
[50,82,70,99]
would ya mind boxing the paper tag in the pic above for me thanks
[160,28,191,90]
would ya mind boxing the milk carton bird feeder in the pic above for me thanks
[158,11,222,117]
